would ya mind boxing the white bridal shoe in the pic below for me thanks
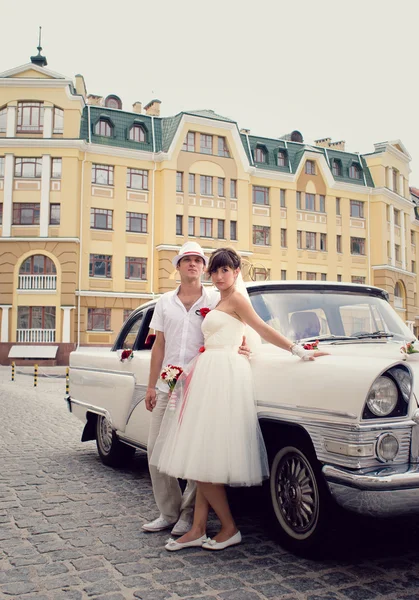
[165,534,207,552]
[202,531,242,551]
[142,515,177,532]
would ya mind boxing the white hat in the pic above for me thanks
[172,241,209,268]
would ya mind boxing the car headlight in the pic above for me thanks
[376,432,399,462]
[388,366,412,403]
[366,376,398,417]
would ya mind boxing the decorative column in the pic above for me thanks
[61,306,75,343]
[40,154,51,237]
[386,167,392,189]
[6,104,16,137]
[43,105,53,138]
[389,204,395,267]
[2,154,14,237]
[400,210,406,270]
[399,174,404,198]
[0,305,12,342]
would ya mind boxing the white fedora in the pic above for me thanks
[172,241,209,268]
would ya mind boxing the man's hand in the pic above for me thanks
[145,387,157,412]
[238,335,251,359]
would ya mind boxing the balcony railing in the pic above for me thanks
[16,329,56,343]
[18,274,57,290]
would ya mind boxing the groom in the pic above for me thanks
[143,241,249,535]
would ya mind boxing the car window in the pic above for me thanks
[122,313,143,349]
[339,303,387,336]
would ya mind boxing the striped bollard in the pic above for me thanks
[34,364,38,387]
[11,361,15,382]
[66,367,70,395]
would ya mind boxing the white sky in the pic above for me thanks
[2,0,419,183]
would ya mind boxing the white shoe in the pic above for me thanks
[202,531,242,551]
[171,515,193,536]
[142,515,177,532]
[165,534,207,552]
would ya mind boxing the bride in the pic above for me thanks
[150,247,328,552]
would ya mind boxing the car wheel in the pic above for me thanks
[269,442,332,556]
[96,415,135,467]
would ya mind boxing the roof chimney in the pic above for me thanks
[132,102,142,114]
[74,74,87,98]
[329,140,346,151]
[314,137,332,148]
[87,94,104,106]
[144,99,161,116]
[240,128,250,134]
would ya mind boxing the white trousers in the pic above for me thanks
[147,390,196,522]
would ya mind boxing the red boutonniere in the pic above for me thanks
[195,307,210,318]
[303,340,319,351]
[119,349,134,362]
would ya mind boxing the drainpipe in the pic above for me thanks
[150,116,157,296]
[283,140,292,172]
[359,154,371,284]
[77,105,90,348]
[245,132,254,166]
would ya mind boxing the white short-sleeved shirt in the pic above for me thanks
[150,286,219,391]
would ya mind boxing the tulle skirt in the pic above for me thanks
[150,348,269,486]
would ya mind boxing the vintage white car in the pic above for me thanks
[67,281,419,554]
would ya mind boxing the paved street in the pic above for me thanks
[1,367,419,600]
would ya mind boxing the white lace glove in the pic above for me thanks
[290,344,315,361]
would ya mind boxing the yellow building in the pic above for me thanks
[1,50,418,363]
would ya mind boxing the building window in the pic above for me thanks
[17,101,44,133]
[395,244,400,262]
[321,273,327,281]
[230,220,237,240]
[253,186,269,205]
[297,230,302,249]
[0,107,6,133]
[0,204,2,225]
[218,137,230,157]
[95,119,112,137]
[297,271,302,280]
[412,260,416,273]
[394,209,400,226]
[297,192,302,209]
[278,151,286,167]
[305,193,315,211]
[19,255,56,275]
[182,132,195,152]
[281,270,287,280]
[13,203,40,225]
[90,208,113,230]
[280,189,286,208]
[351,237,365,255]
[337,235,342,253]
[393,169,399,193]
[89,254,112,278]
[254,147,267,163]
[349,163,362,179]
[127,168,148,190]
[350,200,364,218]
[200,134,213,154]
[319,195,325,212]
[337,274,342,282]
[306,232,316,250]
[87,308,111,331]
[189,173,195,194]
[352,276,366,284]
[18,306,56,330]
[218,219,225,239]
[253,268,269,281]
[218,177,225,197]
[176,215,183,235]
[129,124,146,142]
[281,228,287,248]
[305,160,315,175]
[230,179,237,198]
[411,231,415,245]
[125,257,147,280]
[336,197,341,215]
[200,175,213,196]
[92,164,114,186]
[0,156,4,178]
[253,225,270,245]
[15,158,42,178]
[123,309,132,321]
[188,216,195,236]
[176,171,183,192]
[306,272,316,281]
[332,160,342,177]
[51,158,62,179]
[200,217,212,238]
[126,212,147,233]
[49,204,60,225]
[320,233,327,251]
[53,107,64,134]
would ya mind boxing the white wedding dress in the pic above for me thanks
[150,310,269,486]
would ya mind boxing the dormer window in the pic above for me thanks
[0,107,6,133]
[17,101,44,133]
[129,124,146,143]
[254,146,267,163]
[305,160,316,175]
[349,163,362,179]
[53,108,64,134]
[332,159,342,177]
[277,151,286,167]
[105,95,122,110]
[95,119,113,137]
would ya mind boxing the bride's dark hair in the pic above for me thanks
[207,247,241,275]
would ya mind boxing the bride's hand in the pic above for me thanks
[291,344,330,361]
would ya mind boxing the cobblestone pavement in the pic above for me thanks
[1,366,419,600]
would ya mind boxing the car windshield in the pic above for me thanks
[249,289,414,343]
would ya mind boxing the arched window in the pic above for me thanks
[254,146,267,163]
[277,151,286,167]
[349,163,362,179]
[129,124,146,143]
[105,95,122,109]
[20,255,56,275]
[95,119,113,137]
[394,281,405,310]
[332,160,342,177]
[0,106,6,133]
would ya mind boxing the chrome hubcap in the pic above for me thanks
[98,416,113,454]
[276,452,318,534]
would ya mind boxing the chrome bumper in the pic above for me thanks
[323,463,419,517]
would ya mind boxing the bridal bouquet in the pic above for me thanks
[160,364,183,393]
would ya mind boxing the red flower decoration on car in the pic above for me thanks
[196,307,210,318]
[120,349,134,362]
[303,340,319,351]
